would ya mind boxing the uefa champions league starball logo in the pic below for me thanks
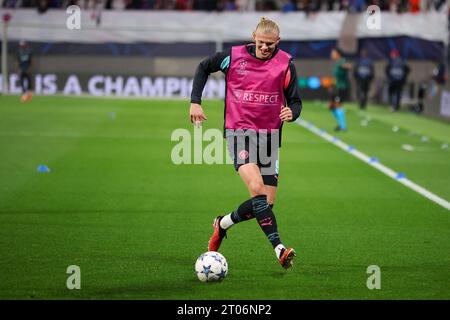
[238,60,249,75]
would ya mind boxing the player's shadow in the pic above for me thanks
[270,270,294,278]
[88,253,203,298]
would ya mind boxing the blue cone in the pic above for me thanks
[37,165,51,173]
[396,172,406,180]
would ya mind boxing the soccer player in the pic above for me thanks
[17,41,33,102]
[189,17,302,269]
[329,47,351,132]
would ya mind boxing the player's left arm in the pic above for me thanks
[280,62,302,122]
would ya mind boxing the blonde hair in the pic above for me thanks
[254,17,280,36]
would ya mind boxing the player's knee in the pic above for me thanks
[248,181,265,196]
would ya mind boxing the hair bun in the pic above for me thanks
[254,16,280,36]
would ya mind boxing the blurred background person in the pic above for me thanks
[17,40,33,103]
[237,0,256,11]
[353,48,374,110]
[281,0,297,12]
[385,49,410,112]
[329,47,351,131]
[428,58,447,101]
[348,0,366,12]
[414,80,426,114]
[431,59,447,87]
[408,0,420,13]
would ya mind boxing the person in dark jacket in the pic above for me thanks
[353,49,374,110]
[385,49,410,112]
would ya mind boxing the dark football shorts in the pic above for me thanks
[330,88,349,105]
[226,130,279,187]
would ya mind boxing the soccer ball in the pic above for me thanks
[195,251,228,282]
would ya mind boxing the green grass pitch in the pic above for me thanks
[0,95,449,299]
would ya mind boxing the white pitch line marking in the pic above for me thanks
[296,119,450,211]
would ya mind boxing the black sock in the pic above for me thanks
[230,199,254,223]
[230,201,274,224]
[251,195,281,248]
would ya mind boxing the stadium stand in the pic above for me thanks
[2,0,447,12]
[1,2,449,119]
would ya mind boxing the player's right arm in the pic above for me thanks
[190,49,231,126]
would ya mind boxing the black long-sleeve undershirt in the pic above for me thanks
[190,46,302,121]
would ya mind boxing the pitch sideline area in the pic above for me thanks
[0,96,449,299]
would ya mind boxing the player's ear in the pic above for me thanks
[252,31,256,41]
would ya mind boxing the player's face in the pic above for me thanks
[253,30,280,60]
[331,49,338,60]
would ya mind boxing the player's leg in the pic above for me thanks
[356,82,364,109]
[19,71,32,102]
[208,133,257,251]
[219,163,266,228]
[19,71,26,93]
[238,164,295,268]
[361,82,369,109]
[388,82,396,111]
[24,71,33,101]
[208,168,280,252]
[395,84,403,111]
[335,107,347,131]
[19,71,27,102]
[330,107,339,130]
[218,174,278,233]
[221,132,258,225]
[256,141,294,268]
[332,102,347,131]
[329,88,345,131]
[335,89,348,131]
[265,184,277,207]
[260,134,279,207]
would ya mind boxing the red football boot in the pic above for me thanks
[208,216,227,252]
[279,247,296,269]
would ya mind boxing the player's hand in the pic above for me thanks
[279,106,293,122]
[190,103,207,128]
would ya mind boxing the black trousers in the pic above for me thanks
[19,70,32,93]
[388,81,404,111]
[356,81,370,109]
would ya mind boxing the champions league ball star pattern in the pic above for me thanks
[195,251,228,282]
